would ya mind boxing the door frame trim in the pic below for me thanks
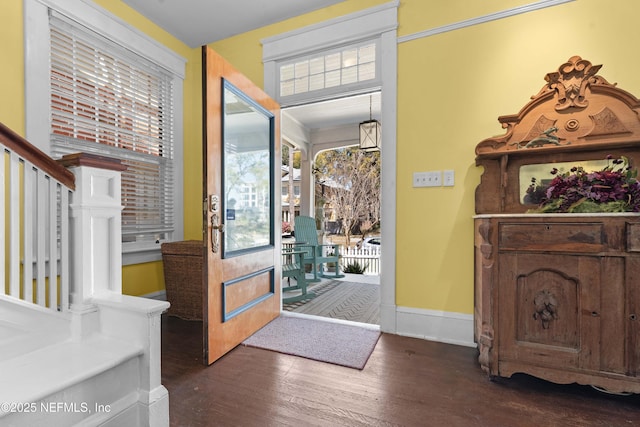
[262,1,398,333]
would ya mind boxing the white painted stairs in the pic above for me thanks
[0,295,169,427]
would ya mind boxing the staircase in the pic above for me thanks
[0,123,170,426]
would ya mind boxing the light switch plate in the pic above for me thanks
[413,171,441,187]
[443,169,455,186]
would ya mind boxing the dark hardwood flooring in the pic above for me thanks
[161,315,640,427]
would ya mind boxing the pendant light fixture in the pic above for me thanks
[359,94,381,151]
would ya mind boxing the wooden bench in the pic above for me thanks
[282,248,315,303]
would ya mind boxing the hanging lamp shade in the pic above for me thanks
[359,94,381,151]
[359,119,381,151]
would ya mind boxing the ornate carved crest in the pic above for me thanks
[544,56,605,111]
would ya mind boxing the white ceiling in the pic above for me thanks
[121,0,380,134]
[121,0,347,48]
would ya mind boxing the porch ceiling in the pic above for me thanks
[284,92,381,132]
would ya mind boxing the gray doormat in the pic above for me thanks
[242,315,380,369]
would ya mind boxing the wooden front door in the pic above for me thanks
[202,46,281,364]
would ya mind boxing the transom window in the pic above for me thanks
[278,41,378,100]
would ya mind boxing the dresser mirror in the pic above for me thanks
[519,159,610,205]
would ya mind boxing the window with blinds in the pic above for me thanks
[278,41,378,100]
[49,13,175,247]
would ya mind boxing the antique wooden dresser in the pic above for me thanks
[474,56,640,394]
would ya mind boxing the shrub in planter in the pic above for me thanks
[343,261,368,274]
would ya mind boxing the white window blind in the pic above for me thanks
[48,12,175,246]
[279,41,378,99]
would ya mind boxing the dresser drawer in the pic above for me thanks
[499,223,604,252]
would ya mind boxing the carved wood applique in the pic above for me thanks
[478,221,493,261]
[533,289,558,329]
[477,323,494,374]
[587,106,630,137]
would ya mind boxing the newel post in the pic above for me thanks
[60,153,171,425]
[59,153,127,309]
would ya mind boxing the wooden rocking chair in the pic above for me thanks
[282,247,315,303]
[293,216,345,282]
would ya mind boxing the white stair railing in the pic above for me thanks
[1,122,170,425]
[1,122,74,313]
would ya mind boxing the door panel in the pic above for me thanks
[202,46,281,364]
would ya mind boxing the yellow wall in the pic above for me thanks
[394,0,640,313]
[1,1,25,134]
[210,0,640,315]
[3,0,640,311]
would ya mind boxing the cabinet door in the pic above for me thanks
[498,253,604,372]
[627,256,640,377]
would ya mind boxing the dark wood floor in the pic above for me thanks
[161,315,640,427]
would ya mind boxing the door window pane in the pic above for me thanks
[222,80,274,255]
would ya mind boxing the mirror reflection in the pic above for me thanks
[520,160,610,204]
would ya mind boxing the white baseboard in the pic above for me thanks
[395,306,476,348]
[147,288,474,348]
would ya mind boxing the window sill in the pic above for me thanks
[123,243,163,266]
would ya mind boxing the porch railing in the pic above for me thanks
[1,122,75,313]
[339,246,381,275]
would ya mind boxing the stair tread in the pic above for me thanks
[0,297,72,363]
[0,334,142,405]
